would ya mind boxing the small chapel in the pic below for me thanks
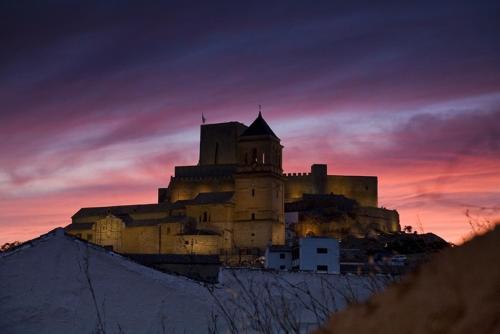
[66,112,400,263]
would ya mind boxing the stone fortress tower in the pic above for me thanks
[232,113,285,249]
[66,112,400,263]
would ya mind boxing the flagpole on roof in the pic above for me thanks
[202,113,206,124]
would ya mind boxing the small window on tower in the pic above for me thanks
[252,148,258,162]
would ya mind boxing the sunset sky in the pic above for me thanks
[1,1,499,244]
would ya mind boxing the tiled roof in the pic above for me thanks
[190,191,234,205]
[126,216,191,227]
[65,222,95,231]
[72,202,177,219]
[240,112,278,139]
[66,215,191,229]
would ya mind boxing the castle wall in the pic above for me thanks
[326,175,378,207]
[233,175,284,222]
[187,203,234,250]
[162,235,220,255]
[232,220,273,250]
[199,122,247,165]
[284,173,313,202]
[121,226,159,254]
[93,215,125,252]
[168,177,234,202]
[283,173,378,207]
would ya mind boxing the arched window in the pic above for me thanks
[203,212,208,222]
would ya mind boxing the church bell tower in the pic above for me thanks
[233,112,285,250]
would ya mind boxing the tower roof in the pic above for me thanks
[240,112,279,139]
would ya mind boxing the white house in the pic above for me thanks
[292,237,340,274]
[266,237,340,274]
[265,245,292,270]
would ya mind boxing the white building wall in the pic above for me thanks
[297,238,340,274]
[265,248,292,270]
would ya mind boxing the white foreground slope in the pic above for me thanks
[0,228,214,334]
[0,228,388,333]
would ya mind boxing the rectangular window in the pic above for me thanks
[317,247,328,254]
[251,213,255,220]
[317,265,328,272]
[86,234,93,241]
[279,265,286,270]
[252,188,255,197]
[279,253,285,259]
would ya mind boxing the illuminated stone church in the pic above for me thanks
[66,113,399,261]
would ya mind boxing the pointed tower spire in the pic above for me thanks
[240,109,278,139]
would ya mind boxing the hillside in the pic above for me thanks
[0,228,213,333]
[0,228,387,333]
[316,226,500,334]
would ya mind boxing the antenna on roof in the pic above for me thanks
[202,112,206,124]
[258,104,262,116]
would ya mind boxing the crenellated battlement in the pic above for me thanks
[283,172,312,177]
